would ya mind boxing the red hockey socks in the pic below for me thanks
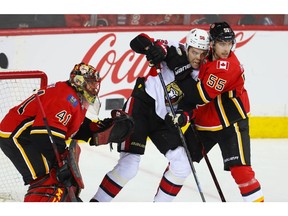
[230,165,264,202]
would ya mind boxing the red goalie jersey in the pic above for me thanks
[0,81,86,140]
[0,81,87,171]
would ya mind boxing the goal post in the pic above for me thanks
[0,70,48,202]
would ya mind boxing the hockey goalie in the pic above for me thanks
[0,63,134,202]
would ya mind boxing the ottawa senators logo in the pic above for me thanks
[165,81,184,106]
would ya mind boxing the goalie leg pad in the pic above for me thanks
[24,168,69,202]
[68,139,84,189]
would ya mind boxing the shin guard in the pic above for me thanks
[24,168,69,202]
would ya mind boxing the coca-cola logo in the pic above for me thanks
[82,33,150,99]
[235,31,256,48]
[81,31,255,100]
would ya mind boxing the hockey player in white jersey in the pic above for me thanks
[90,28,210,202]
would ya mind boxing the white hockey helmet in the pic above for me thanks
[185,28,210,51]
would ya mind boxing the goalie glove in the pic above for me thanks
[72,117,113,143]
[165,45,193,81]
[89,109,134,146]
[164,110,190,129]
[89,118,113,133]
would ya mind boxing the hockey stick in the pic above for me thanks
[156,67,206,202]
[34,90,78,202]
[189,122,226,202]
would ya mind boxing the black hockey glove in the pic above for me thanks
[165,45,193,81]
[164,110,190,129]
[130,33,153,54]
[145,41,167,66]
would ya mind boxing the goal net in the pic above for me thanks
[0,70,48,202]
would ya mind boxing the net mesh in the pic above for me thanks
[0,71,47,201]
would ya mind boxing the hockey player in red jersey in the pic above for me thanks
[165,22,264,202]
[0,63,133,202]
[90,28,210,202]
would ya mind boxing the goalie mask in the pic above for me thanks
[69,63,101,105]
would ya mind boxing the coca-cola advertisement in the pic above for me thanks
[0,26,287,121]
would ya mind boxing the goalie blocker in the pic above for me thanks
[90,109,134,146]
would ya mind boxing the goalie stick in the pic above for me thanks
[34,90,78,202]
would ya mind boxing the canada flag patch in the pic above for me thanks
[216,60,230,70]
